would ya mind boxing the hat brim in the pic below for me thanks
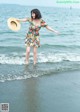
[7,17,21,31]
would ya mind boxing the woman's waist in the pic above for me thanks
[27,32,39,38]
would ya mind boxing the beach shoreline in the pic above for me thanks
[0,70,80,112]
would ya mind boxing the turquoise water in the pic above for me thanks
[0,4,80,82]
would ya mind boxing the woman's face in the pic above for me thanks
[32,12,36,19]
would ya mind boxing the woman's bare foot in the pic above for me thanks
[26,61,29,65]
[34,61,37,65]
[25,59,29,65]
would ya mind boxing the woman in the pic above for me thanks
[17,9,59,65]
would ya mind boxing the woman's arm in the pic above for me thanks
[17,18,28,22]
[46,25,60,35]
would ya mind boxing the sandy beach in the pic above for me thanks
[0,70,80,112]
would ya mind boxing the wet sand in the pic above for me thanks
[0,70,80,112]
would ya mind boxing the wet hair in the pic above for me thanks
[31,9,42,19]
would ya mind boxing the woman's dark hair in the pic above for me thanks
[31,9,42,19]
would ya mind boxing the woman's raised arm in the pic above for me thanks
[17,18,29,22]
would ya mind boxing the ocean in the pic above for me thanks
[0,4,80,82]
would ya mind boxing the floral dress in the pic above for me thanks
[25,18,48,47]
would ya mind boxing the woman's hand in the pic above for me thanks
[16,19,20,22]
[54,30,60,35]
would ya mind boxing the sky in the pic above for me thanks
[0,0,80,8]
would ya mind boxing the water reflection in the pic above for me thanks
[23,65,41,112]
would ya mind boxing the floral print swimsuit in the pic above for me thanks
[25,18,48,47]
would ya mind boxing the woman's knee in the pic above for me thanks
[26,47,30,54]
[33,47,37,54]
[27,50,30,54]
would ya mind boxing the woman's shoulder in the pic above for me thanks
[26,17,32,22]
[40,18,45,22]
[40,18,48,27]
[41,18,47,20]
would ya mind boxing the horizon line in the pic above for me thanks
[0,3,80,9]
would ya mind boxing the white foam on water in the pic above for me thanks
[0,73,41,82]
[38,53,80,63]
[0,53,80,64]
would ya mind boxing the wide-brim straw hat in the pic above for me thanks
[7,17,21,31]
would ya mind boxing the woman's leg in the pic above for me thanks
[26,46,30,64]
[36,38,40,47]
[33,46,37,65]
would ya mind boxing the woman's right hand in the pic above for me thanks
[16,19,20,22]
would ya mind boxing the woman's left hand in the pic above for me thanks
[55,31,60,35]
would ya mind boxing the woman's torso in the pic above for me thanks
[27,18,47,37]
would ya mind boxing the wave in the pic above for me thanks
[0,61,80,82]
[38,52,80,63]
[0,52,80,65]
[0,31,17,34]
[0,30,25,38]
[0,44,80,51]
[41,44,80,48]
[0,46,25,53]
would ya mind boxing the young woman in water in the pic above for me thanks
[17,9,59,65]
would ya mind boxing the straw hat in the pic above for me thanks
[7,17,21,31]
